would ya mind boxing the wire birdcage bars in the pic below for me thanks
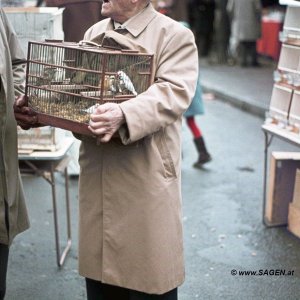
[25,40,154,135]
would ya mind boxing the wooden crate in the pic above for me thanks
[265,152,300,226]
[292,169,300,208]
[288,203,300,238]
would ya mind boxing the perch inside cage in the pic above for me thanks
[25,40,154,135]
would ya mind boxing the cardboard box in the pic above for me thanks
[3,7,64,55]
[17,126,66,152]
[288,202,300,238]
[265,152,300,226]
[284,6,300,31]
[269,84,293,122]
[289,90,300,130]
[278,44,300,73]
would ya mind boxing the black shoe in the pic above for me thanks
[193,153,212,168]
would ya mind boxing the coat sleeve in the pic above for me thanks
[118,26,198,144]
[0,10,26,98]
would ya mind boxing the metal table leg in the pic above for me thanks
[23,157,72,267]
[50,159,72,267]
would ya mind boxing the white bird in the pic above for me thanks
[117,71,137,96]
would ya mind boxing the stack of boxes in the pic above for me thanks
[267,6,300,135]
[265,4,300,237]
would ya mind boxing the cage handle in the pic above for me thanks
[78,40,101,48]
[78,40,139,53]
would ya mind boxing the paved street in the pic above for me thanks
[6,97,300,300]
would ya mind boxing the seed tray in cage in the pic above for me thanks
[25,40,154,135]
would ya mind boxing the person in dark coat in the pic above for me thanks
[214,0,230,64]
[168,0,189,22]
[188,0,216,57]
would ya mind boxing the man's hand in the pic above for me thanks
[88,103,125,143]
[14,95,41,130]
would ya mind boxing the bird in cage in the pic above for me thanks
[102,75,117,95]
[37,66,58,86]
[117,71,137,96]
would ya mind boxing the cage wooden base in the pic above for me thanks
[37,113,93,136]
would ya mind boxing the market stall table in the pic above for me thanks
[18,137,74,267]
[261,124,300,226]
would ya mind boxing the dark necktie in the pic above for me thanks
[114,26,128,35]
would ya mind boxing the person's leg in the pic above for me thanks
[0,244,9,300]
[86,278,104,300]
[186,116,202,139]
[249,41,259,66]
[130,287,178,300]
[86,278,130,300]
[186,116,212,168]
[239,41,247,67]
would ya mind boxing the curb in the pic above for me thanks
[201,84,268,119]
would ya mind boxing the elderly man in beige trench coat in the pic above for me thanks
[77,0,198,299]
[0,8,30,300]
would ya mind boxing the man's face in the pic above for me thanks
[101,0,134,23]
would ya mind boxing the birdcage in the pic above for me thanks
[25,40,154,135]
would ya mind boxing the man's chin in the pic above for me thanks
[101,9,109,17]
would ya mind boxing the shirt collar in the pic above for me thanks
[112,3,157,37]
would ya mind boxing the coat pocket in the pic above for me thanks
[154,130,177,180]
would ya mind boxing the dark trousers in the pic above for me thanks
[239,41,258,66]
[86,278,178,300]
[0,244,9,300]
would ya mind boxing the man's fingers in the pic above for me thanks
[21,106,35,115]
[90,113,108,123]
[17,121,32,130]
[14,95,28,108]
[99,133,113,143]
[94,103,112,114]
[89,120,107,130]
[88,125,106,136]
[15,113,38,124]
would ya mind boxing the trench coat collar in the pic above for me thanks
[106,3,157,38]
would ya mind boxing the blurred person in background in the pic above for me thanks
[36,0,104,42]
[184,73,212,168]
[213,0,230,64]
[155,2,212,168]
[180,20,212,168]
[0,7,30,300]
[188,0,216,57]
[227,0,262,67]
